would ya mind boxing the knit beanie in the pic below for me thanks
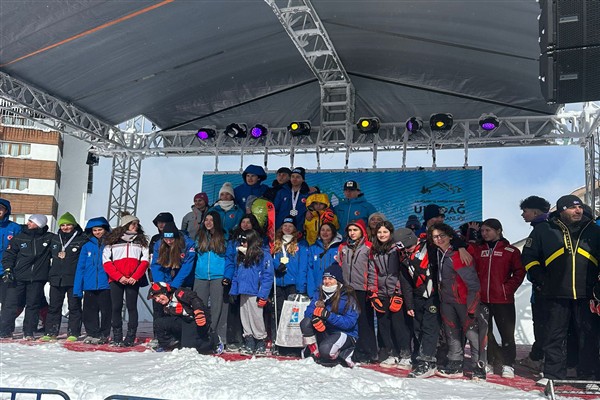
[161,222,180,239]
[291,167,306,180]
[120,213,139,228]
[405,215,421,231]
[194,192,209,204]
[57,212,77,226]
[28,214,48,229]
[323,263,344,284]
[277,167,292,175]
[556,195,582,211]
[423,204,444,222]
[219,182,235,199]
[393,228,418,249]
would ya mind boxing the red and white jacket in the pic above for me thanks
[469,239,525,304]
[102,237,150,282]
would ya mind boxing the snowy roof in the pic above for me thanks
[0,1,558,132]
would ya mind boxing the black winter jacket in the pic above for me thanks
[49,226,88,287]
[2,226,54,282]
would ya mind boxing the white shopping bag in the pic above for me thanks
[275,294,310,348]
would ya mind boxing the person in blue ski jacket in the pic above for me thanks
[0,198,22,305]
[333,180,377,231]
[274,167,312,231]
[234,164,269,209]
[305,222,342,298]
[73,217,112,344]
[229,229,274,355]
[301,263,359,367]
[208,182,244,240]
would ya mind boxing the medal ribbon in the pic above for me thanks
[59,231,78,252]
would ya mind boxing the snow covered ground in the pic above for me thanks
[0,343,548,400]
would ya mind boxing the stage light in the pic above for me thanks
[288,121,311,136]
[430,113,453,131]
[196,127,216,140]
[356,117,380,134]
[250,124,268,138]
[479,114,500,131]
[224,123,247,138]
[405,117,423,133]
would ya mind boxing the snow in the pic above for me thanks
[0,344,546,400]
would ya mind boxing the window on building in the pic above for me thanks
[9,214,26,224]
[0,177,29,190]
[0,142,31,156]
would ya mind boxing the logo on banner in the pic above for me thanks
[420,182,462,194]
[289,306,300,325]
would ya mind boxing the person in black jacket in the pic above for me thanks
[42,212,88,341]
[0,214,54,339]
[522,195,600,382]
[147,282,215,353]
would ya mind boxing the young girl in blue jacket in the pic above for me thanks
[305,223,342,298]
[73,217,112,344]
[193,211,228,352]
[300,263,359,368]
[229,229,274,355]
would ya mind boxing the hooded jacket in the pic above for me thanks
[470,239,525,304]
[0,199,22,275]
[73,217,111,296]
[305,234,343,297]
[2,225,54,282]
[522,213,600,299]
[49,224,88,287]
[151,235,196,288]
[333,193,377,230]
[234,165,269,209]
[303,193,340,245]
[304,288,359,338]
[337,220,373,292]
[229,248,274,299]
[273,240,308,290]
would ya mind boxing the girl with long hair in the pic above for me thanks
[305,222,343,298]
[102,213,150,346]
[194,210,228,353]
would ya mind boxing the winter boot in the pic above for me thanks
[254,339,266,355]
[408,361,437,379]
[111,328,123,346]
[437,360,464,378]
[123,329,137,347]
[241,336,256,355]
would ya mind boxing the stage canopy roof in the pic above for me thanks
[0,0,558,133]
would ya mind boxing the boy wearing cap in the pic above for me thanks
[234,165,269,209]
[181,193,209,241]
[334,180,377,231]
[0,214,54,339]
[522,195,600,382]
[274,167,311,231]
[264,167,292,202]
[42,212,88,341]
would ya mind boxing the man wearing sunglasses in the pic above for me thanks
[522,194,600,384]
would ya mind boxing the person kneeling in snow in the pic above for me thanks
[147,282,215,353]
[300,263,359,367]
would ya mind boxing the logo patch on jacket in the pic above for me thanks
[480,250,490,257]
[525,238,533,248]
[493,251,503,257]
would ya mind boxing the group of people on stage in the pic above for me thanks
[0,164,598,384]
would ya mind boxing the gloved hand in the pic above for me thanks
[312,316,326,332]
[274,264,287,277]
[257,298,268,308]
[389,294,403,313]
[313,307,330,320]
[2,269,14,283]
[221,278,231,286]
[194,309,206,327]
[320,209,335,224]
[368,292,386,314]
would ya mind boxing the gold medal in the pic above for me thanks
[280,256,289,264]
[57,251,66,259]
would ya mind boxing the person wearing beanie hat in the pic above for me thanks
[264,167,292,202]
[521,194,600,382]
[182,193,210,241]
[274,167,312,231]
[208,182,244,240]
[333,179,377,233]
[43,211,88,342]
[149,212,176,256]
[520,195,551,228]
[367,212,387,243]
[103,212,150,346]
[0,211,54,340]
[299,261,359,367]
[234,165,269,209]
[405,215,421,233]
[147,282,215,353]
[73,216,112,344]
[0,198,22,307]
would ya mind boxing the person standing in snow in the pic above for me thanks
[208,182,244,240]
[181,193,210,241]
[0,198,21,309]
[234,164,269,209]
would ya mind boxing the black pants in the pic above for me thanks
[109,281,140,332]
[226,295,243,345]
[529,293,547,361]
[486,303,516,367]
[0,280,45,336]
[154,315,214,354]
[376,297,412,358]
[412,295,441,362]
[82,290,112,338]
[46,285,82,336]
[543,298,599,380]
[300,317,356,362]
[354,290,378,360]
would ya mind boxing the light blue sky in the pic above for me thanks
[85,143,584,243]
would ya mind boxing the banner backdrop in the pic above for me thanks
[203,167,482,229]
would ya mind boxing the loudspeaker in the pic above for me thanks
[539,0,600,103]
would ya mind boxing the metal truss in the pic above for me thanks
[0,71,129,150]
[582,102,600,209]
[107,153,143,226]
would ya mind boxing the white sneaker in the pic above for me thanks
[536,377,549,386]
[396,357,412,371]
[379,356,398,368]
[501,365,515,379]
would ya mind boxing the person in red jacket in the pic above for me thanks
[469,218,525,378]
[103,213,150,346]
